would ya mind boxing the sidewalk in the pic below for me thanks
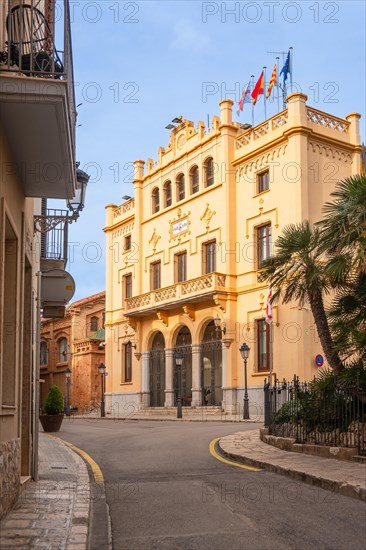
[219,429,366,502]
[0,433,90,549]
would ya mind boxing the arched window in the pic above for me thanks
[190,165,199,194]
[204,157,214,187]
[152,187,160,214]
[58,337,68,362]
[164,181,172,207]
[40,341,48,365]
[90,316,98,332]
[176,173,185,201]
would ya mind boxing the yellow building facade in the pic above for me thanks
[104,93,361,415]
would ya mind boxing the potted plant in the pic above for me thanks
[39,384,65,432]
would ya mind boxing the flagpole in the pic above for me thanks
[276,56,280,113]
[263,66,267,121]
[251,74,254,127]
[289,46,293,94]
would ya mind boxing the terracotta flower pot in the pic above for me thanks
[39,413,64,433]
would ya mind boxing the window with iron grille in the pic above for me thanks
[124,274,132,299]
[58,337,68,362]
[204,157,214,187]
[175,252,187,283]
[123,343,132,383]
[257,224,272,268]
[90,316,98,332]
[190,166,199,194]
[176,174,185,201]
[164,181,172,207]
[124,234,131,251]
[151,261,161,290]
[257,169,270,194]
[256,319,272,372]
[203,241,216,274]
[152,187,160,213]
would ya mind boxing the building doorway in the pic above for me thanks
[149,332,165,407]
[173,326,192,406]
[201,321,223,406]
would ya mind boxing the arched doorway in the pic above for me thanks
[201,321,223,406]
[149,332,165,407]
[174,326,192,406]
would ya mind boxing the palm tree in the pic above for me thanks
[320,174,366,269]
[261,221,344,374]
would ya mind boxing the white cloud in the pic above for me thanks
[171,19,210,52]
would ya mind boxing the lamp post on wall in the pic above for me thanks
[65,367,71,416]
[98,363,106,417]
[175,351,183,419]
[239,343,251,420]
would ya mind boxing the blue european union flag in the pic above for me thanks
[280,51,291,82]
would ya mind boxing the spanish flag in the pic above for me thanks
[251,71,264,106]
[266,64,277,99]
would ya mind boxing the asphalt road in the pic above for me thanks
[60,418,366,550]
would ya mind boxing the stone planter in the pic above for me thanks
[39,413,64,433]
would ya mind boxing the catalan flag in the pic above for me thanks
[237,82,251,115]
[251,71,264,106]
[266,64,277,99]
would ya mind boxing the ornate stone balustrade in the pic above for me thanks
[125,273,227,313]
[236,110,288,149]
[114,198,135,218]
[306,108,349,133]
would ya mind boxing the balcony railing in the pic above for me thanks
[0,0,76,148]
[125,273,227,314]
[40,209,69,267]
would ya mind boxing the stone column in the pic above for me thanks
[164,348,175,407]
[191,344,202,406]
[140,352,150,409]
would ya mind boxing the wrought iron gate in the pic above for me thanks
[149,349,165,407]
[200,340,223,406]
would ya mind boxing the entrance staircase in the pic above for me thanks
[109,406,243,422]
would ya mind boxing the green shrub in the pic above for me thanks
[273,399,303,424]
[43,385,64,415]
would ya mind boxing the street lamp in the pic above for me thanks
[239,343,251,420]
[65,367,71,417]
[175,351,184,419]
[67,163,89,218]
[213,315,226,336]
[98,363,106,417]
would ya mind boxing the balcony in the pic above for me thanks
[125,273,230,317]
[0,0,76,199]
[38,208,69,271]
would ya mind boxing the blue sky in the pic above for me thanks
[61,0,365,300]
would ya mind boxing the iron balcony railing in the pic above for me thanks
[40,209,69,266]
[0,0,76,149]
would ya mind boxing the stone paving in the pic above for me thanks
[219,429,366,501]
[0,433,90,550]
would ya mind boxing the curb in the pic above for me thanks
[218,436,366,502]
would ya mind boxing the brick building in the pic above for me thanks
[40,291,106,411]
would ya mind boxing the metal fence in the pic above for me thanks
[264,375,366,455]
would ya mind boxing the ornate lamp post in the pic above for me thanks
[239,343,251,420]
[98,363,106,417]
[175,351,183,419]
[65,367,71,416]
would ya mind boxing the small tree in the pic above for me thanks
[43,385,64,415]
